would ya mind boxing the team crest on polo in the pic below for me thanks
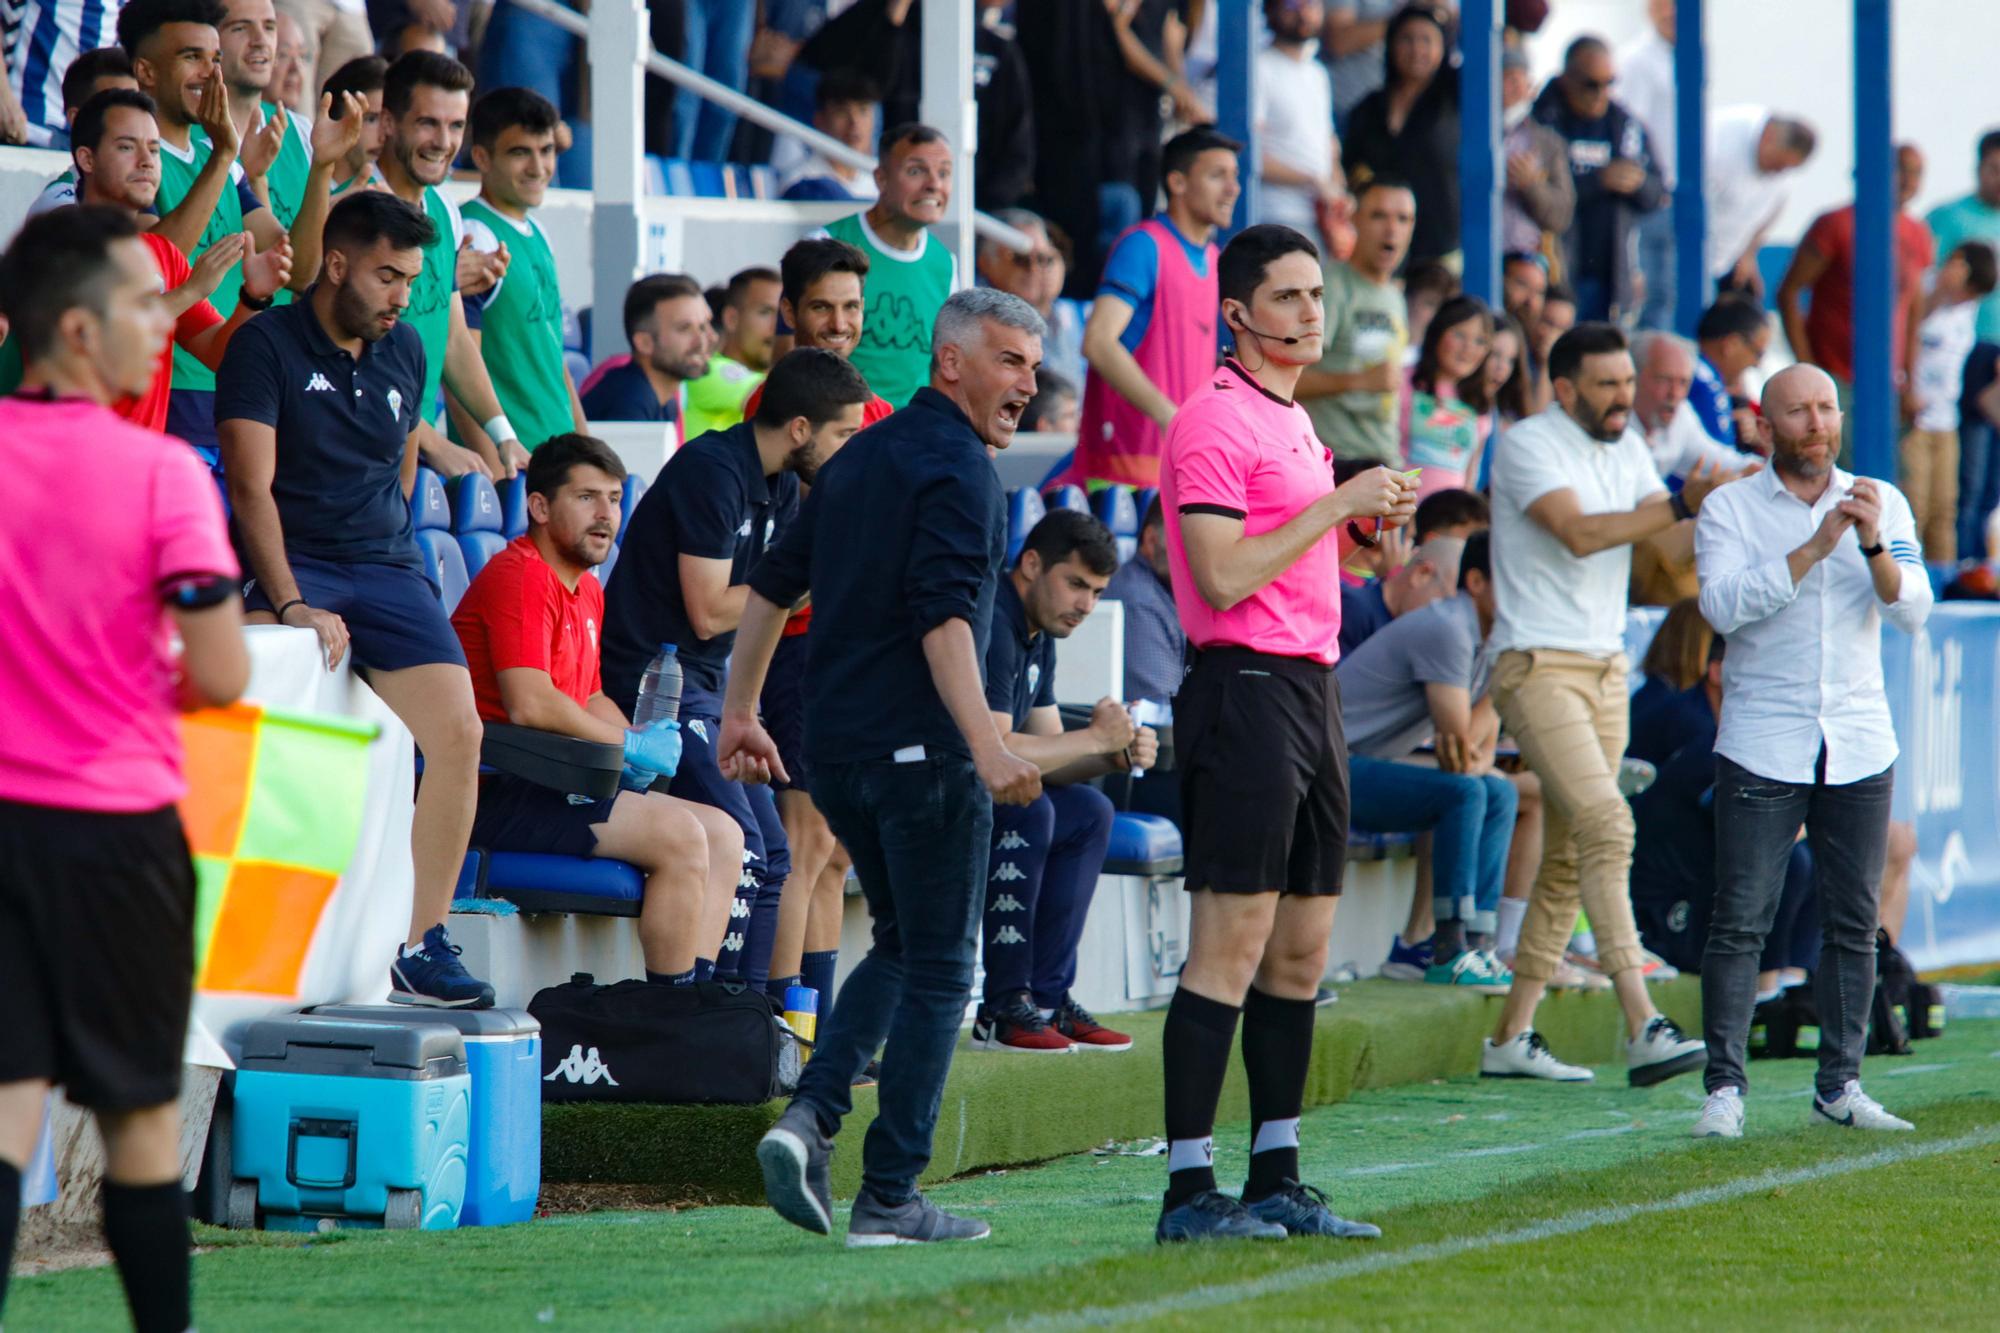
[386,387,404,422]
[1026,663,1041,697]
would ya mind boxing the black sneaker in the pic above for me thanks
[1155,1189,1289,1243]
[1246,1180,1381,1238]
[757,1102,833,1235]
[970,992,1076,1053]
[846,1188,989,1247]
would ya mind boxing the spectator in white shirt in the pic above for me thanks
[1691,364,1932,1139]
[777,69,881,203]
[1901,240,1997,562]
[1627,331,1755,606]
[1616,0,1677,330]
[1480,323,1736,1087]
[1705,107,1816,298]
[1254,0,1344,238]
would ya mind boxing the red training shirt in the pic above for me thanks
[452,534,606,724]
[127,231,224,432]
[1799,205,1935,385]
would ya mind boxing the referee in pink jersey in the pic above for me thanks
[1153,224,1418,1243]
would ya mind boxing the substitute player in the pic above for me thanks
[0,206,248,1332]
[1156,223,1415,1243]
[1690,364,1932,1138]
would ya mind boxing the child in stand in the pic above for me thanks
[1904,240,1998,563]
[1403,294,1495,499]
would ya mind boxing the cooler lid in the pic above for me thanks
[308,1004,541,1039]
[238,1017,467,1077]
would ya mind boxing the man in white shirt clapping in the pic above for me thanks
[1691,364,1932,1139]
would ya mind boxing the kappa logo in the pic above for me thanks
[991,861,1026,883]
[991,925,1027,945]
[723,930,745,954]
[996,831,1029,851]
[990,893,1025,913]
[305,372,335,393]
[730,896,751,918]
[544,1045,619,1086]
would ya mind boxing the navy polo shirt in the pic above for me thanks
[214,292,427,570]
[601,422,800,716]
[750,387,1006,765]
[581,359,678,424]
[1337,580,1392,658]
[984,575,1057,730]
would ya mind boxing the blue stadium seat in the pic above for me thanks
[1103,813,1183,876]
[746,164,777,200]
[1133,486,1159,526]
[596,541,619,587]
[464,726,648,916]
[1092,485,1140,564]
[1345,829,1419,861]
[561,304,585,353]
[689,161,728,198]
[460,530,506,579]
[1006,486,1046,567]
[500,473,529,538]
[620,471,648,530]
[1042,483,1089,515]
[450,473,503,534]
[482,852,644,917]
[415,528,471,613]
[564,349,591,394]
[410,466,450,531]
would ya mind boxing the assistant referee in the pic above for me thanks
[1155,224,1415,1243]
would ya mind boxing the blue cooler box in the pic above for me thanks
[310,1005,542,1226]
[232,1018,470,1231]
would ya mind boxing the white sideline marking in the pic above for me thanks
[1012,1126,2000,1330]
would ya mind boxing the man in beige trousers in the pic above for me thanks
[1480,322,1740,1086]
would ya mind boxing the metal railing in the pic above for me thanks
[505,0,1032,254]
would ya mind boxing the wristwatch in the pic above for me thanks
[1859,541,1885,559]
[238,289,275,311]
[1669,491,1694,522]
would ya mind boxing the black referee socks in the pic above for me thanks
[102,1178,191,1333]
[1242,986,1318,1203]
[0,1158,19,1315]
[1162,987,1242,1208]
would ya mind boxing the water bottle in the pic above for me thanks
[782,984,819,1054]
[632,643,682,727]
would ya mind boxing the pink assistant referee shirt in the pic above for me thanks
[1161,360,1344,664]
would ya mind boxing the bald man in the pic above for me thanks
[1691,365,1932,1139]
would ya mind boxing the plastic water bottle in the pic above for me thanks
[782,984,818,1054]
[632,643,682,727]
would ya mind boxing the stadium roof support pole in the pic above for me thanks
[1457,0,1500,307]
[1851,0,1895,481]
[590,0,648,360]
[919,0,976,289]
[1672,0,1708,337]
[1215,0,1259,242]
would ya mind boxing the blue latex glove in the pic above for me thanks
[620,763,659,792]
[624,719,683,779]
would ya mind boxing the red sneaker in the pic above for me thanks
[971,994,1076,1053]
[1053,996,1133,1052]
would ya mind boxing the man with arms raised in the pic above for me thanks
[0,206,248,1333]
[452,433,746,987]
[733,291,1044,1247]
[1074,127,1242,488]
[219,189,494,1008]
[1480,323,1725,1084]
[1691,365,1931,1139]
[1155,224,1416,1242]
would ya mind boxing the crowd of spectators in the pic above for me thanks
[0,0,1980,1060]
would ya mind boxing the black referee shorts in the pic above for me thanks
[0,799,197,1110]
[1174,646,1349,897]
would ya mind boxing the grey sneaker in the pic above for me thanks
[846,1188,990,1247]
[757,1102,833,1235]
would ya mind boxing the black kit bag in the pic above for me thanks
[528,973,801,1104]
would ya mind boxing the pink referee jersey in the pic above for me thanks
[1161,360,1344,665]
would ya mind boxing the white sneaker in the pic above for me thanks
[1812,1080,1914,1131]
[1626,1015,1707,1087]
[1480,1030,1594,1082]
[1691,1087,1746,1139]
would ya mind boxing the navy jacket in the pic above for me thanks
[750,387,1007,764]
[1531,80,1666,317]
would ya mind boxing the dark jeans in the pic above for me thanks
[1703,753,1892,1098]
[1956,406,2000,562]
[792,753,992,1203]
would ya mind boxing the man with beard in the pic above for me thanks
[456,85,587,454]
[972,509,1155,1054]
[377,50,525,479]
[1691,364,1931,1139]
[451,432,748,988]
[734,291,1044,1247]
[684,265,781,438]
[118,0,351,464]
[600,349,874,987]
[218,188,496,1009]
[71,87,298,430]
[1480,323,1727,1085]
[819,122,957,409]
[580,273,708,437]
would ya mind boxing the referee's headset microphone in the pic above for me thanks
[1227,307,1302,345]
